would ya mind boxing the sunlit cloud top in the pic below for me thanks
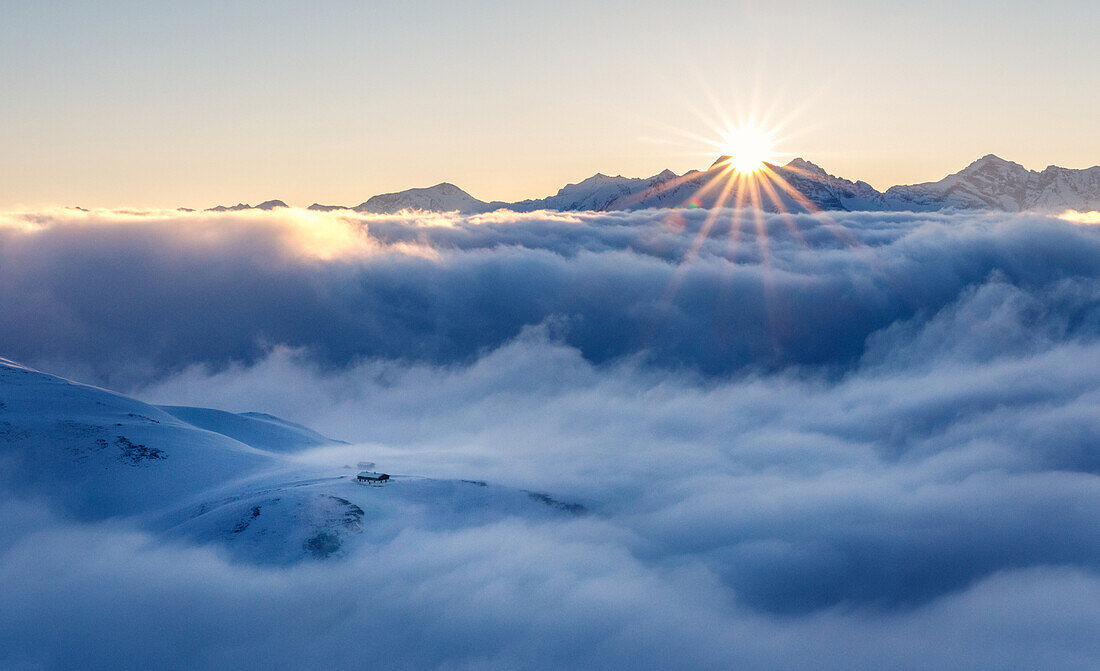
[1059,209,1100,225]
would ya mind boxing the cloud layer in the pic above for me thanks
[2,206,1099,668]
[2,206,1098,386]
[4,506,1100,671]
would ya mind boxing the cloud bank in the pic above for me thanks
[2,206,1097,386]
[3,506,1099,671]
[2,206,1099,668]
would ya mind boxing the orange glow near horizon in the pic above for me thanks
[1058,209,1100,225]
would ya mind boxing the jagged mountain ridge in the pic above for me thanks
[203,155,1100,214]
[882,154,1100,212]
[306,160,889,215]
[206,199,288,212]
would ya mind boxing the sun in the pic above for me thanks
[719,126,776,174]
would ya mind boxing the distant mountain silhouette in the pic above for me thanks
[206,200,287,212]
[883,155,1100,212]
[201,156,1100,214]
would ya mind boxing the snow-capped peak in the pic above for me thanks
[885,155,1100,212]
[201,155,1100,216]
[783,158,829,176]
[355,183,492,215]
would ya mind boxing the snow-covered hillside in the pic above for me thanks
[353,182,498,214]
[504,155,1097,213]
[509,170,679,212]
[0,358,585,564]
[202,155,1100,215]
[207,200,288,212]
[501,158,886,213]
[158,406,342,453]
[615,158,887,212]
[884,154,1100,212]
[0,357,277,519]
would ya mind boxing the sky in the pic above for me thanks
[1,0,1098,209]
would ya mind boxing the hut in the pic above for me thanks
[357,471,390,484]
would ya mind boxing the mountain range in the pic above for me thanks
[205,155,1100,215]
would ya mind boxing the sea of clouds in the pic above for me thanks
[1,206,1099,669]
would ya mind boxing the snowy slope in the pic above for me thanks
[509,170,678,212]
[0,358,586,563]
[615,158,887,212]
[202,155,1100,215]
[353,183,498,214]
[770,158,887,211]
[155,473,586,564]
[343,157,891,214]
[206,200,288,212]
[158,406,344,453]
[0,358,277,519]
[884,155,1100,212]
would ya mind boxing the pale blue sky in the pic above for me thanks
[1,0,1097,207]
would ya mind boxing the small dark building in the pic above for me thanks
[357,471,390,483]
